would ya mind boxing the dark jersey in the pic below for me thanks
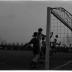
[29,37,40,54]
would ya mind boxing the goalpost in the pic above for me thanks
[45,7,51,70]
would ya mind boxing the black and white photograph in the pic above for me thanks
[0,1,72,70]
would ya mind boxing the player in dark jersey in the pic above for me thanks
[26,32,40,68]
[29,32,40,56]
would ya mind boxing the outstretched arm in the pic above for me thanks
[24,39,33,47]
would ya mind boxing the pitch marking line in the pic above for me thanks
[52,60,72,70]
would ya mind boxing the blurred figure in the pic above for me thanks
[37,28,46,40]
[50,34,58,55]
[30,32,40,56]
[37,28,43,57]
[41,36,46,58]
[26,32,40,67]
[53,35,59,53]
[37,28,46,56]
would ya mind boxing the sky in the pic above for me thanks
[0,1,46,44]
[0,1,72,44]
